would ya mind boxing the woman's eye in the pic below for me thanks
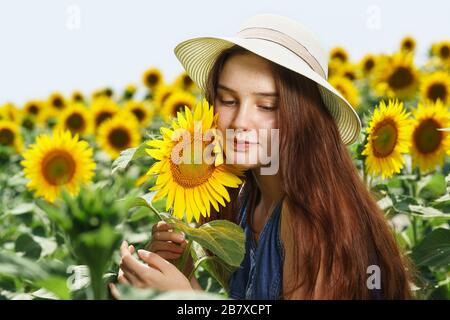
[220,99,236,106]
[258,105,277,111]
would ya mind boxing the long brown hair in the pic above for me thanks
[203,45,414,299]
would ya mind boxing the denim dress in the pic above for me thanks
[228,194,284,300]
[227,194,384,300]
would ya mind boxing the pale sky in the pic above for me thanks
[1,0,449,105]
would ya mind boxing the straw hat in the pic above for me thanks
[174,13,361,145]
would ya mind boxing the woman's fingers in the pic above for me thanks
[153,251,182,261]
[117,268,129,284]
[137,250,176,275]
[148,240,184,254]
[152,231,185,244]
[152,221,173,233]
[109,283,121,300]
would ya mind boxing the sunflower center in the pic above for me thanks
[170,137,215,188]
[132,108,145,122]
[28,105,39,115]
[344,71,355,81]
[427,83,447,102]
[332,52,347,62]
[388,66,414,90]
[0,128,14,146]
[172,103,186,116]
[41,150,76,186]
[66,113,85,132]
[364,59,375,72]
[147,74,159,86]
[52,97,64,109]
[372,120,398,157]
[403,40,413,50]
[95,111,113,127]
[413,119,442,154]
[440,46,450,59]
[183,75,193,88]
[108,128,131,149]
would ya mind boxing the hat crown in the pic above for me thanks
[237,14,328,78]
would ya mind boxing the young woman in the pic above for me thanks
[116,14,414,299]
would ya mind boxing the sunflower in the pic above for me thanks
[90,97,119,130]
[145,99,243,224]
[410,100,450,173]
[142,67,164,90]
[420,71,450,105]
[21,130,96,203]
[362,100,412,179]
[400,36,416,53]
[0,103,21,122]
[123,83,137,100]
[330,47,349,63]
[123,100,154,127]
[153,84,175,112]
[57,103,92,136]
[71,90,85,103]
[329,76,360,109]
[48,92,67,111]
[359,54,377,76]
[372,52,420,100]
[23,100,44,120]
[0,120,23,152]
[160,90,197,122]
[97,113,141,159]
[432,41,450,65]
[172,71,199,93]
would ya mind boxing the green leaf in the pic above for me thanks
[35,276,71,300]
[15,233,42,259]
[191,241,236,293]
[111,142,148,174]
[418,173,447,200]
[8,203,35,215]
[0,251,48,279]
[411,228,450,268]
[160,212,245,267]
[409,205,450,222]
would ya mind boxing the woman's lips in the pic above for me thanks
[230,138,257,152]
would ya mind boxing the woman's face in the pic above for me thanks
[214,53,279,171]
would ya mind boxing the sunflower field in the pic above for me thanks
[0,37,450,300]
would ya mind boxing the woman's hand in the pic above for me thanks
[113,240,193,294]
[146,221,187,261]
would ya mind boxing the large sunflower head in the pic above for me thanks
[372,52,420,100]
[410,100,450,173]
[57,102,93,136]
[123,100,154,127]
[97,112,141,159]
[420,71,450,105]
[361,100,412,179]
[328,76,360,109]
[0,120,23,152]
[21,130,96,203]
[145,99,243,224]
[160,90,197,122]
[142,67,164,90]
[90,97,119,130]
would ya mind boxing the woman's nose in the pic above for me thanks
[230,102,253,130]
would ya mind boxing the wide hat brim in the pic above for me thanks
[174,36,361,145]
